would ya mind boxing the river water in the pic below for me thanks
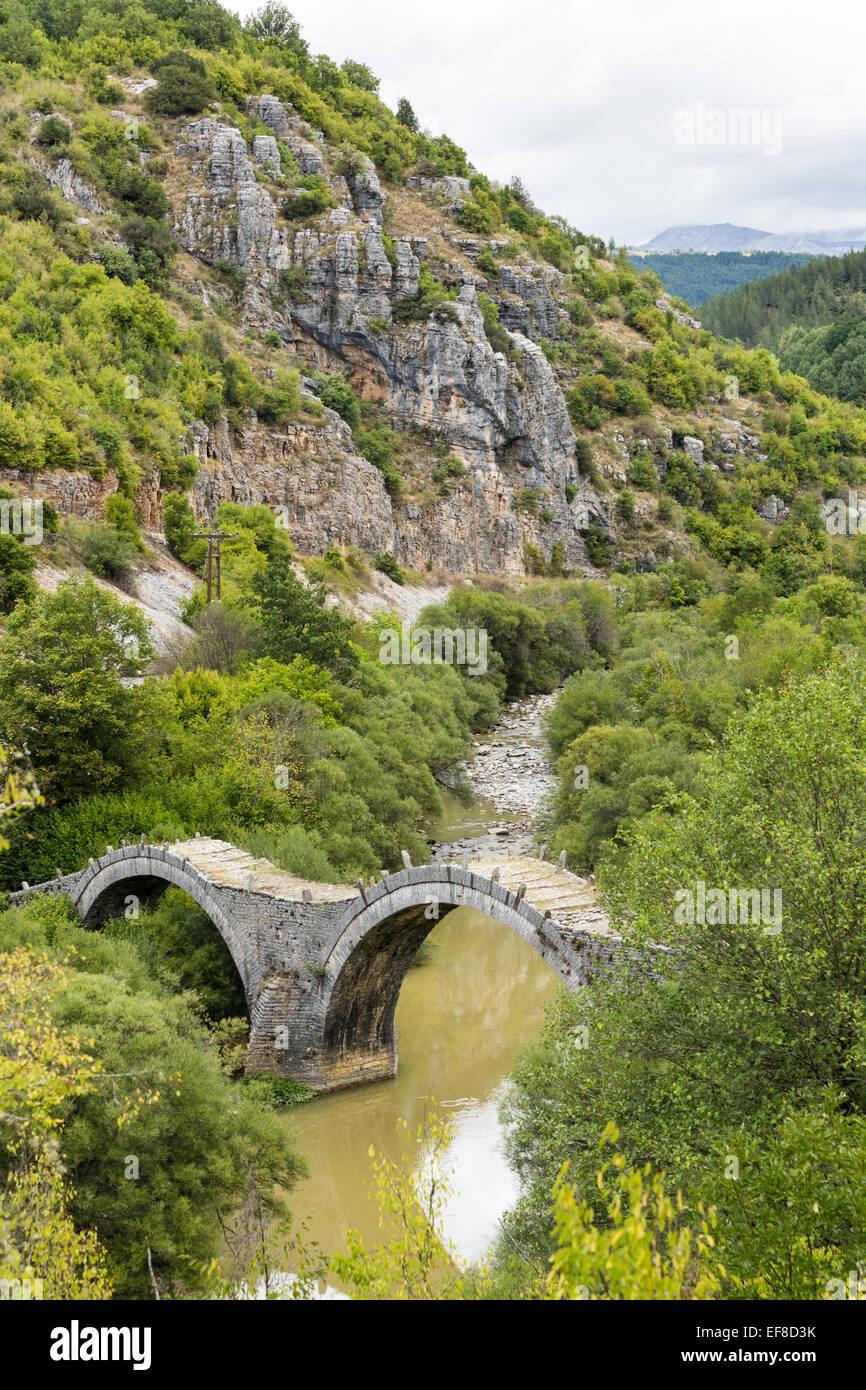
[279,700,563,1282]
[282,904,559,1274]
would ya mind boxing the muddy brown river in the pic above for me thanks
[279,774,562,1282]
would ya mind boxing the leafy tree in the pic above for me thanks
[145,63,216,117]
[72,520,140,585]
[333,1108,462,1298]
[616,489,635,524]
[503,659,866,1273]
[0,947,112,1300]
[165,601,258,675]
[702,1095,866,1299]
[248,552,358,677]
[47,935,305,1297]
[311,371,360,430]
[0,528,36,615]
[163,491,206,568]
[355,427,402,495]
[0,1154,113,1299]
[333,1112,720,1300]
[104,493,144,549]
[0,15,43,67]
[256,368,301,423]
[180,0,240,49]
[341,59,379,93]
[0,576,153,803]
[119,214,175,273]
[545,1125,719,1301]
[243,1,308,57]
[281,178,333,220]
[374,552,404,584]
[35,115,70,147]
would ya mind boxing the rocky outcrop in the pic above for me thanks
[166,106,611,573]
[252,134,281,176]
[186,413,395,557]
[247,94,291,136]
[342,154,384,225]
[174,118,292,269]
[1,466,122,518]
[655,296,702,331]
[29,155,106,215]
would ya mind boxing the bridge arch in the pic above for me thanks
[71,846,259,1001]
[312,865,593,1091]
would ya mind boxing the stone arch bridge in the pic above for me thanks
[14,837,623,1093]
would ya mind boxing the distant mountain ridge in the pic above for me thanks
[637,223,866,256]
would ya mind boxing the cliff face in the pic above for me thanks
[4,62,792,589]
[165,94,610,574]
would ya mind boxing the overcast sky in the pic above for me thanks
[232,0,866,245]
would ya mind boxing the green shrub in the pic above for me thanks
[311,372,360,430]
[103,493,144,551]
[513,486,542,513]
[356,427,402,495]
[478,292,510,355]
[374,552,405,584]
[36,115,70,147]
[430,455,468,493]
[97,242,138,285]
[12,170,72,229]
[145,62,216,117]
[627,449,658,490]
[256,369,301,423]
[72,522,140,586]
[277,264,309,301]
[583,525,614,567]
[281,177,333,220]
[616,490,635,524]
[119,214,175,272]
[392,264,455,323]
[163,492,206,569]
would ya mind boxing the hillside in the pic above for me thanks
[3,1,866,1319]
[2,2,866,616]
[627,250,817,306]
[702,248,866,404]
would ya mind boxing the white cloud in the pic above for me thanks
[232,0,866,244]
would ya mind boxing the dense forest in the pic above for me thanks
[703,248,866,403]
[630,249,817,306]
[0,0,864,1308]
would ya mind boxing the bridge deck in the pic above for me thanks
[447,851,616,938]
[170,837,356,902]
[170,837,614,937]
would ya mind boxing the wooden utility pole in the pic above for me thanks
[192,530,239,604]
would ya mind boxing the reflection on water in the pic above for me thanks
[281,906,560,1275]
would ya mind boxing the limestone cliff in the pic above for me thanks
[164,94,610,573]
[14,86,771,581]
